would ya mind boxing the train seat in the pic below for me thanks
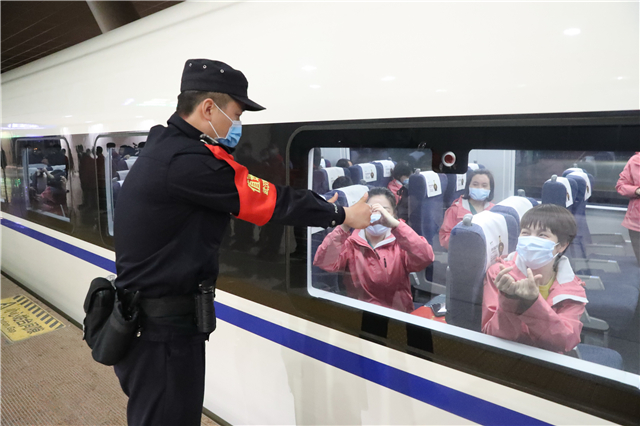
[444,170,467,208]
[125,157,137,170]
[116,170,130,181]
[348,163,378,187]
[407,171,447,245]
[445,211,511,331]
[312,167,350,194]
[371,160,396,188]
[542,175,576,210]
[491,195,536,225]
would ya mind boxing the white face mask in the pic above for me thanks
[366,224,389,237]
[516,236,559,270]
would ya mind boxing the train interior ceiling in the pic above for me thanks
[1,133,639,382]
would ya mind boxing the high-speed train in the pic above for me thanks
[2,2,639,424]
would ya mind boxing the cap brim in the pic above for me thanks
[229,94,265,111]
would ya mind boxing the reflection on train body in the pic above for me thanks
[310,148,640,375]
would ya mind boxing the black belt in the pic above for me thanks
[139,295,195,318]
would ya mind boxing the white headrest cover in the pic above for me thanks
[497,196,533,221]
[117,180,125,186]
[358,163,377,182]
[546,176,573,207]
[473,211,509,271]
[568,171,591,200]
[374,160,395,177]
[125,157,137,169]
[456,173,467,191]
[420,171,442,198]
[323,167,345,189]
[468,163,480,171]
[338,184,369,206]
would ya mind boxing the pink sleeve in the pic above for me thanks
[391,221,434,272]
[517,298,585,353]
[616,157,640,198]
[313,227,351,273]
[439,205,458,250]
[481,267,527,341]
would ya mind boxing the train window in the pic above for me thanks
[21,138,72,222]
[94,132,147,243]
[306,146,639,387]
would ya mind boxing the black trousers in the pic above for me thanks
[114,335,206,426]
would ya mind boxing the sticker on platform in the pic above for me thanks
[1,295,65,342]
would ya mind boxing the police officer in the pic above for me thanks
[112,59,371,425]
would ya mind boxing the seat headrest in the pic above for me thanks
[117,180,125,186]
[567,171,592,200]
[372,160,395,178]
[356,163,377,183]
[323,167,345,189]
[419,171,443,198]
[455,173,467,192]
[469,211,510,271]
[496,196,533,221]
[324,184,369,207]
[468,163,480,171]
[545,176,574,207]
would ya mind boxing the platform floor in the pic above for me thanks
[1,274,218,426]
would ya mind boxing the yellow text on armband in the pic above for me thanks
[247,174,261,193]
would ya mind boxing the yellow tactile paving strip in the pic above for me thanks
[1,274,218,426]
[1,294,65,342]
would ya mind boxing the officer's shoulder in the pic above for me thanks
[171,143,230,172]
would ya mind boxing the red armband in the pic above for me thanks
[204,144,277,226]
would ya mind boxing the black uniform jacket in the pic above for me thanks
[114,113,345,299]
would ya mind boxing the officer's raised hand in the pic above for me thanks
[342,193,371,229]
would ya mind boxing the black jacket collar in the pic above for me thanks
[167,112,234,154]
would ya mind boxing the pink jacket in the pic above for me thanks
[387,179,403,203]
[314,221,434,313]
[616,152,640,232]
[439,196,494,250]
[482,253,587,353]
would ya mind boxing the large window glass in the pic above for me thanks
[306,145,639,388]
[93,132,147,242]
[21,138,72,222]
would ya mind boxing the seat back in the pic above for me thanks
[116,170,130,181]
[371,160,395,188]
[407,171,448,245]
[312,167,349,194]
[444,172,467,208]
[563,169,594,249]
[446,211,511,331]
[349,163,378,186]
[492,195,535,225]
[542,175,576,209]
[125,157,137,170]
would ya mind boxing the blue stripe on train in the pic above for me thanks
[2,217,548,426]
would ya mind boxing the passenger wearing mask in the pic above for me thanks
[482,204,587,353]
[439,169,495,250]
[387,161,412,203]
[314,187,434,313]
[616,152,640,264]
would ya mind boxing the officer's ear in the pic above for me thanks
[199,98,216,121]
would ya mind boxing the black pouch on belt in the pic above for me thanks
[195,278,216,334]
[91,289,140,366]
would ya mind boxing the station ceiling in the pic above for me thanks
[1,1,181,74]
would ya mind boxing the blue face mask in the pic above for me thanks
[469,188,490,201]
[366,224,389,237]
[209,103,242,148]
[402,178,409,185]
[516,236,559,270]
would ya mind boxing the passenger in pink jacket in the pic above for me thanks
[387,161,412,203]
[616,152,640,264]
[439,169,495,250]
[482,204,587,353]
[314,187,434,313]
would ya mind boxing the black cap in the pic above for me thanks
[180,59,265,111]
